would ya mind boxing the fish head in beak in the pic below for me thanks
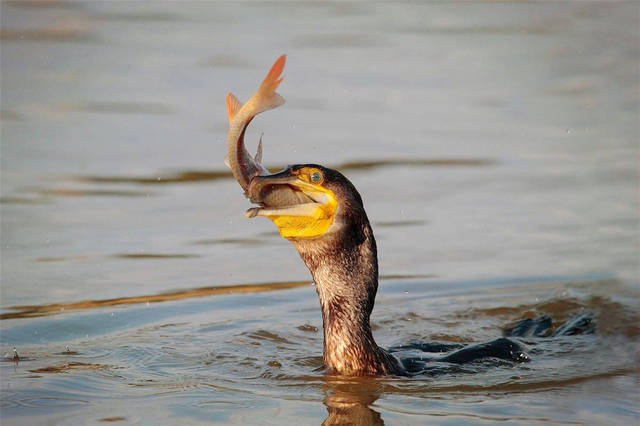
[246,165,343,239]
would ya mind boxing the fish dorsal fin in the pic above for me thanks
[226,93,242,124]
[255,134,263,164]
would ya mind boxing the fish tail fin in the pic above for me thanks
[249,54,286,114]
[224,93,241,169]
[258,54,286,97]
[226,93,242,124]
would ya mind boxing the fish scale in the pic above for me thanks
[225,55,304,208]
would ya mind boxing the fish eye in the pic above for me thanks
[310,171,323,183]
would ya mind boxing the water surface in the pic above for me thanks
[1,1,638,424]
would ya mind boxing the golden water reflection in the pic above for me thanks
[0,281,310,320]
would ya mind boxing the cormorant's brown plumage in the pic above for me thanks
[247,165,537,376]
[248,165,403,375]
[232,57,536,377]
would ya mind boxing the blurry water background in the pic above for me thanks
[1,1,638,425]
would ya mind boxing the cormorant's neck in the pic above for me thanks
[291,222,397,375]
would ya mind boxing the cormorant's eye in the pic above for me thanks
[310,171,323,184]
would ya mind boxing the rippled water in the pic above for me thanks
[1,1,638,425]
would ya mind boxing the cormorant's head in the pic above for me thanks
[246,164,367,239]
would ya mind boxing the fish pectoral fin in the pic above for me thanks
[245,203,321,219]
[224,155,231,169]
[255,134,263,164]
[226,93,242,125]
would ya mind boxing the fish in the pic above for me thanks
[225,54,286,192]
[226,55,313,212]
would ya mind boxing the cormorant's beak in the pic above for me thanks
[245,167,337,239]
[246,168,309,207]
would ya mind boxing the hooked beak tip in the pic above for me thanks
[245,207,260,218]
